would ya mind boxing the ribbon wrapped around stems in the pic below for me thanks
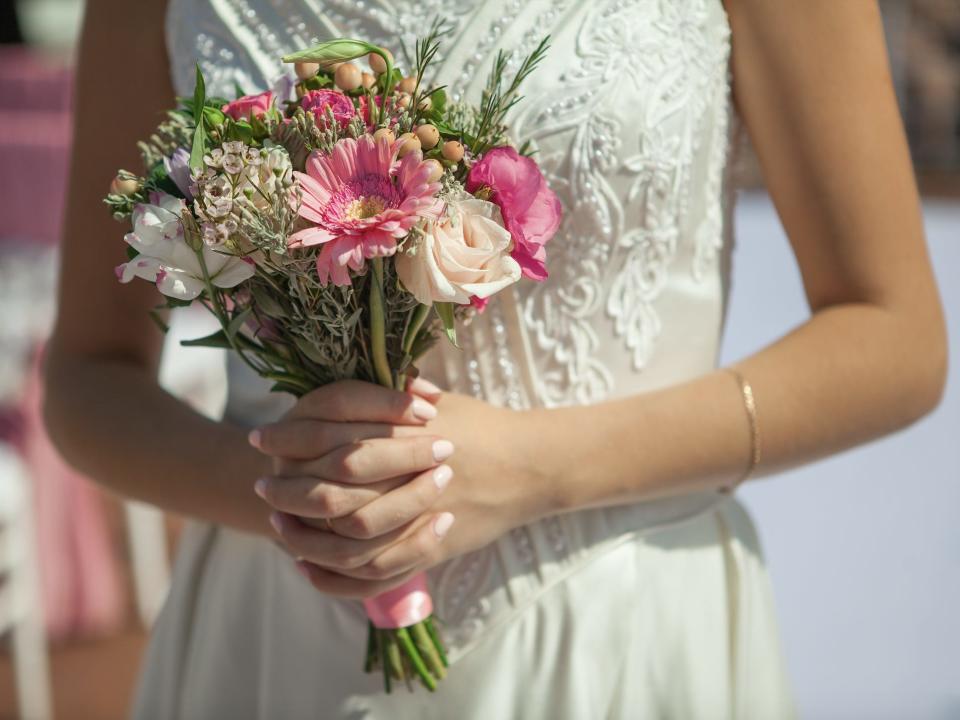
[364,572,433,629]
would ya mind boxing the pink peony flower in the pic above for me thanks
[222,90,274,121]
[466,146,562,281]
[289,135,443,286]
[301,89,356,128]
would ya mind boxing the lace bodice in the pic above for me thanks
[166,0,739,661]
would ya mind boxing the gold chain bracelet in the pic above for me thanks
[720,367,761,494]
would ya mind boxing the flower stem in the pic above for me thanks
[194,250,266,377]
[368,258,393,388]
[424,617,449,667]
[401,303,432,357]
[396,627,436,691]
[411,622,446,680]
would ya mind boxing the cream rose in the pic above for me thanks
[396,198,522,305]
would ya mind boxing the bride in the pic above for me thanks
[45,0,946,717]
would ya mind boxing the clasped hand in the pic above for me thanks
[248,378,550,599]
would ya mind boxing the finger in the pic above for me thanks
[339,512,455,582]
[285,435,455,485]
[295,559,421,600]
[287,380,437,425]
[254,419,422,460]
[254,474,412,519]
[269,511,415,571]
[328,465,452,539]
[407,376,444,403]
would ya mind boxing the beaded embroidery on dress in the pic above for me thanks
[163,0,742,673]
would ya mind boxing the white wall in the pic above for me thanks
[720,193,960,720]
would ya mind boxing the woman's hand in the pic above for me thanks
[250,378,558,598]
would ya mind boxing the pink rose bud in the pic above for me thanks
[221,90,275,121]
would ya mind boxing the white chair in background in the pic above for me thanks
[0,443,53,720]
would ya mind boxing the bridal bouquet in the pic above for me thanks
[105,23,560,692]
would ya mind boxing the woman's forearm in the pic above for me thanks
[539,301,947,514]
[43,349,273,536]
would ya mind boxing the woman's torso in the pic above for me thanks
[166,0,739,659]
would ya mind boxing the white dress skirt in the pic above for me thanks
[132,0,797,716]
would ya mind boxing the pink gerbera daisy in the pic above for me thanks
[289,135,443,286]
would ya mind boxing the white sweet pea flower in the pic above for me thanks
[396,198,521,306]
[116,192,254,300]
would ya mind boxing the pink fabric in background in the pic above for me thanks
[0,47,72,247]
[19,350,125,640]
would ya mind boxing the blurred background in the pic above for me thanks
[0,0,957,718]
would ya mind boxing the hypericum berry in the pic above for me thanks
[334,63,362,91]
[396,132,421,158]
[398,76,417,94]
[110,175,139,196]
[418,96,432,111]
[294,61,319,80]
[361,72,376,89]
[414,124,439,149]
[396,94,411,109]
[441,140,464,163]
[368,49,393,75]
[422,159,443,183]
[373,128,396,144]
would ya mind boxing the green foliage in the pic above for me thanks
[144,160,182,198]
[190,64,208,171]
[301,73,334,91]
[434,302,457,347]
[475,37,551,153]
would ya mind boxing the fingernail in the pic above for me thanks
[254,478,268,499]
[269,512,283,535]
[411,397,438,421]
[433,512,455,538]
[248,429,262,449]
[432,439,455,462]
[433,465,453,490]
[410,377,443,397]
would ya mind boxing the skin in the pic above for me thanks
[46,0,948,600]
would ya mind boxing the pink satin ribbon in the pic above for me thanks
[363,572,433,629]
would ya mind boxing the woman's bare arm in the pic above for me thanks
[43,0,272,535]
[544,0,949,511]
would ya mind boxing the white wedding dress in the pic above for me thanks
[133,0,795,717]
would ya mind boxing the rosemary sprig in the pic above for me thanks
[474,36,551,153]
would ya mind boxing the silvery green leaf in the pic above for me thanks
[227,307,253,338]
[294,335,328,364]
[250,285,286,317]
[434,302,457,347]
[181,329,232,349]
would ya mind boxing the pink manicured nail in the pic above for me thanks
[269,512,283,535]
[433,512,455,538]
[254,478,268,499]
[411,397,438,421]
[248,429,262,448]
[433,465,453,490]
[410,376,443,397]
[432,440,454,462]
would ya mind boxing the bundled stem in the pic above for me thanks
[363,260,448,693]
